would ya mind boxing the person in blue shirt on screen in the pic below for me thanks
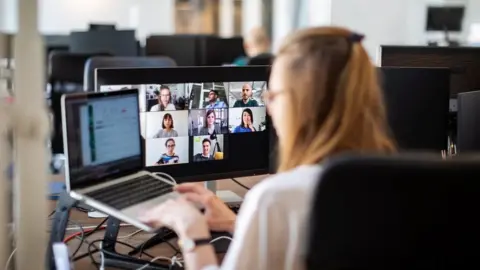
[233,108,256,133]
[156,138,180,165]
[205,90,227,109]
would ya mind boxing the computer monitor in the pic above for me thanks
[70,30,137,57]
[426,6,465,32]
[379,67,450,152]
[95,66,271,182]
[457,90,480,153]
[379,46,480,97]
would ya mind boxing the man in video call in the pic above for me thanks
[233,83,259,107]
[205,90,227,109]
[156,138,180,165]
[193,138,214,162]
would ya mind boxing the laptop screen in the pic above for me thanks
[64,90,142,189]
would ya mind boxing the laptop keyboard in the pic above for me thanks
[85,174,174,210]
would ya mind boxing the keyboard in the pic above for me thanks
[85,174,173,209]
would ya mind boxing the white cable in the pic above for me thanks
[210,236,233,244]
[171,255,183,267]
[117,229,144,240]
[4,248,16,270]
[136,256,173,270]
[99,242,105,270]
[154,172,177,185]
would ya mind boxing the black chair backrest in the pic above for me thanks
[83,56,177,91]
[247,53,274,66]
[307,154,480,270]
[48,51,111,154]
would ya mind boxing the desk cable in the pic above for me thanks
[135,236,234,270]
[231,178,251,191]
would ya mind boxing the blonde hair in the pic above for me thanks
[275,27,396,172]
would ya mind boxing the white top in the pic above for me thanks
[150,103,176,111]
[204,165,323,270]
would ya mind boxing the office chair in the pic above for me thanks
[83,56,177,91]
[48,51,111,155]
[247,53,274,66]
[306,154,480,270]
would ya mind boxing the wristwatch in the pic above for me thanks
[178,237,212,252]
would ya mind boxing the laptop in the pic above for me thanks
[61,89,178,232]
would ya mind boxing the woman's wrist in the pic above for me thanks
[179,221,211,241]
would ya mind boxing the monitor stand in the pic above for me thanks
[205,180,243,205]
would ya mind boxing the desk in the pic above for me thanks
[50,175,266,269]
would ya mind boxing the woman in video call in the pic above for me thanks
[156,138,180,165]
[150,85,176,111]
[197,109,221,135]
[233,108,256,133]
[140,27,396,270]
[153,113,178,138]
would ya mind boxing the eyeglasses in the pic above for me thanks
[242,88,251,92]
[262,90,286,104]
[167,144,175,148]
[160,94,170,97]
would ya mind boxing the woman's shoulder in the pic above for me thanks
[246,165,323,205]
[166,104,176,110]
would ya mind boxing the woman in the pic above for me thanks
[233,108,256,133]
[156,138,180,165]
[150,85,176,111]
[198,110,222,136]
[140,27,396,269]
[153,113,178,138]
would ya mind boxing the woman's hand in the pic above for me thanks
[139,197,210,240]
[175,183,237,233]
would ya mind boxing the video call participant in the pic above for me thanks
[193,138,214,162]
[140,27,396,270]
[150,85,176,111]
[232,83,259,107]
[156,138,180,165]
[233,108,256,133]
[197,110,222,135]
[205,90,227,109]
[153,113,178,138]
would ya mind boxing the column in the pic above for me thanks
[219,0,234,37]
[242,0,262,36]
[14,0,48,269]
[272,0,296,52]
[0,0,11,268]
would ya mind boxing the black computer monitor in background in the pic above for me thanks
[89,23,116,31]
[426,6,465,32]
[95,66,271,183]
[379,67,450,152]
[70,30,138,56]
[145,35,199,66]
[457,90,480,153]
[379,46,480,98]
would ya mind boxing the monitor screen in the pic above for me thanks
[426,6,465,32]
[100,82,267,170]
[96,66,274,182]
[96,66,270,182]
[64,90,143,189]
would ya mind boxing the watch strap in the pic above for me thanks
[193,238,211,246]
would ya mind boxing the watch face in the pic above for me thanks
[180,238,195,252]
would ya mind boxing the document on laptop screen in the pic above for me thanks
[79,95,141,166]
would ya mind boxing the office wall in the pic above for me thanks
[307,0,476,60]
[38,0,175,39]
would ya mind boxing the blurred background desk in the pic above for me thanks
[49,174,266,269]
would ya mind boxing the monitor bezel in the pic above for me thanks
[95,66,273,183]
